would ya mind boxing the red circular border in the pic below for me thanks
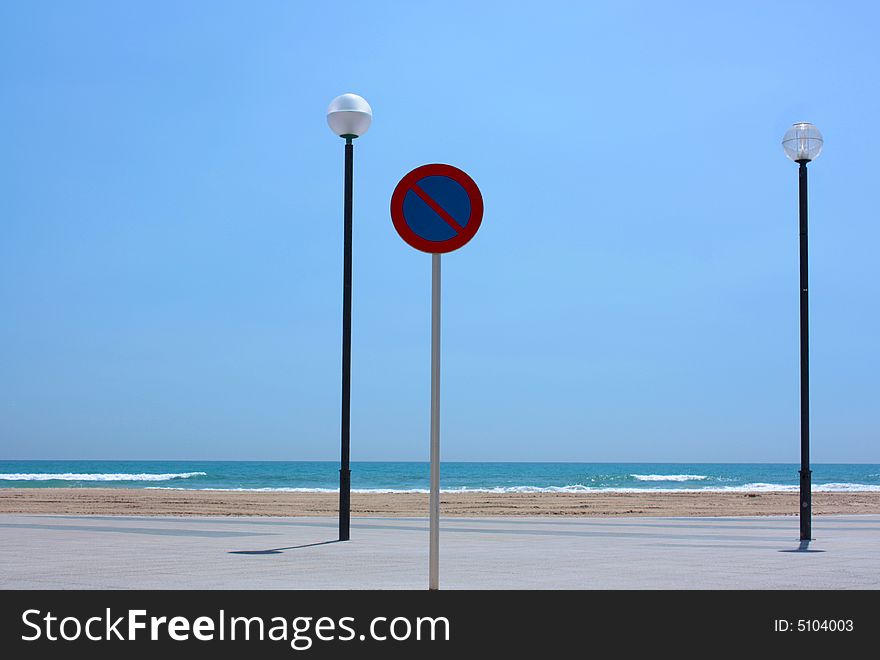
[390,163,483,254]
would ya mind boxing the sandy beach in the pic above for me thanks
[2,488,879,517]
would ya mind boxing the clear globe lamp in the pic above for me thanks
[782,122,823,162]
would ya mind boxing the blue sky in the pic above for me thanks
[1,1,877,462]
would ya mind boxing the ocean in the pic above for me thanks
[1,461,879,493]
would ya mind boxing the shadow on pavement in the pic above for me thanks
[779,539,825,553]
[229,539,342,555]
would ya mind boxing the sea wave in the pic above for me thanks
[0,472,207,482]
[709,482,880,493]
[814,483,880,492]
[148,487,433,494]
[145,482,880,494]
[631,474,708,482]
[146,485,602,494]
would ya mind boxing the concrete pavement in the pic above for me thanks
[1,514,878,589]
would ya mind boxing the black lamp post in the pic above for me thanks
[327,93,372,541]
[782,121,823,541]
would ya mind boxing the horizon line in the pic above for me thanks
[2,459,879,465]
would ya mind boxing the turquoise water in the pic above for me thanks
[1,461,879,492]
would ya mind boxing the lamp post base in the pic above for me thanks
[799,468,812,541]
[339,468,351,541]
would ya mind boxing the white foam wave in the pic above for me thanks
[146,482,880,494]
[148,487,430,494]
[814,483,880,492]
[0,472,206,482]
[705,482,880,493]
[631,474,708,482]
[147,484,600,494]
[717,482,799,492]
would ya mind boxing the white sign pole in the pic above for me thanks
[429,253,441,590]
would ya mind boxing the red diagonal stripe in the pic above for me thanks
[411,183,466,234]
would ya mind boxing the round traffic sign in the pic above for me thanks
[390,164,483,254]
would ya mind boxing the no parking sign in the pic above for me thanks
[391,164,483,254]
[390,163,483,590]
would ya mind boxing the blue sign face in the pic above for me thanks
[391,164,484,254]
[402,175,472,242]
